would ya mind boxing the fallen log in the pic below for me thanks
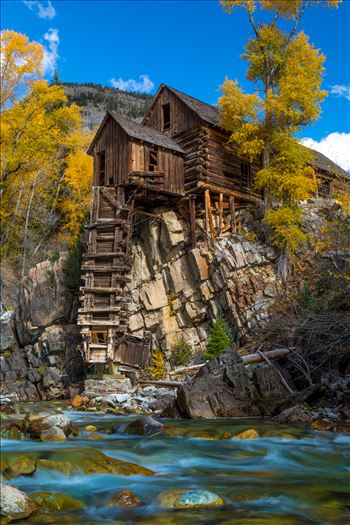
[139,380,182,388]
[169,348,290,377]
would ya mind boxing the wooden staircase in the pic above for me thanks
[78,187,135,364]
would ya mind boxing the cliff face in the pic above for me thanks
[0,255,85,401]
[127,206,280,357]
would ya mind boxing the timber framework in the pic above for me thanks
[78,84,349,369]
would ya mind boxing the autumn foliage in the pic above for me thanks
[0,30,93,276]
[218,1,341,269]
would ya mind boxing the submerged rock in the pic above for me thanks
[1,455,37,480]
[0,484,37,522]
[232,428,260,440]
[0,422,25,441]
[37,447,154,476]
[106,489,143,508]
[31,492,84,511]
[157,488,224,509]
[177,350,295,418]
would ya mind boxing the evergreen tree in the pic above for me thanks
[52,67,61,85]
[204,317,233,360]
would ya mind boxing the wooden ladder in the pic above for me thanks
[78,187,136,364]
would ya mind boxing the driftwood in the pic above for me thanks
[139,380,182,388]
[169,348,290,377]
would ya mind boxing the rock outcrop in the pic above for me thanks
[128,206,279,357]
[176,350,296,418]
[0,254,85,401]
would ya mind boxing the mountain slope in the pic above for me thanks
[63,82,153,130]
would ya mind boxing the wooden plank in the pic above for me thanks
[229,197,236,232]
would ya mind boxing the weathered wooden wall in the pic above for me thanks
[91,117,129,186]
[129,142,184,195]
[143,87,202,136]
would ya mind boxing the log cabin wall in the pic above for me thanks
[143,87,202,136]
[91,117,129,187]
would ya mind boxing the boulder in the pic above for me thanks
[0,485,37,522]
[177,350,295,418]
[106,489,142,508]
[40,426,66,442]
[27,414,72,438]
[157,488,224,509]
[0,311,15,352]
[121,416,164,436]
[272,404,315,424]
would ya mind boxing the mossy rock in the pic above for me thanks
[157,488,224,509]
[106,489,143,508]
[32,492,84,511]
[38,448,154,476]
[0,422,25,441]
[1,455,37,480]
[232,428,260,440]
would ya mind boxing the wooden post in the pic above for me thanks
[229,197,236,232]
[218,193,223,236]
[189,196,196,248]
[204,190,209,236]
[205,190,215,240]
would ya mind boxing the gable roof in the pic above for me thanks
[87,111,185,155]
[306,147,349,180]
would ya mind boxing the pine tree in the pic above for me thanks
[204,317,233,360]
[52,67,61,85]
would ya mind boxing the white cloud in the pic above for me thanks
[301,132,350,172]
[42,28,59,76]
[23,0,56,19]
[329,84,350,101]
[110,74,154,94]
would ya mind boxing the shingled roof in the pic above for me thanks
[165,85,221,127]
[88,111,185,155]
[163,85,348,179]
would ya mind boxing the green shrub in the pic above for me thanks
[171,334,192,366]
[297,284,321,313]
[204,317,233,360]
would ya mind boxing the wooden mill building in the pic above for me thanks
[78,84,349,367]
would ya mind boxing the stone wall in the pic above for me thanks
[0,254,85,401]
[127,207,280,359]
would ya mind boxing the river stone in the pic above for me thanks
[157,488,224,509]
[27,414,72,438]
[121,416,164,436]
[0,484,37,522]
[106,489,143,508]
[40,426,66,442]
[0,422,25,441]
[232,428,260,439]
[273,404,315,424]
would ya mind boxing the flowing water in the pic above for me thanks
[1,402,350,525]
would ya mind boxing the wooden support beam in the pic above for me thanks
[198,181,261,203]
[189,196,196,248]
[229,197,236,232]
[205,189,215,240]
[204,190,209,236]
[218,193,223,236]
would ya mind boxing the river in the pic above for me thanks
[1,402,350,524]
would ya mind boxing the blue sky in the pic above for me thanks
[2,0,350,169]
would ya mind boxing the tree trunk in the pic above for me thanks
[21,174,39,280]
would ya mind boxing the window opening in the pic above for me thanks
[98,151,106,185]
[162,102,170,131]
[148,148,158,171]
[241,162,251,188]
